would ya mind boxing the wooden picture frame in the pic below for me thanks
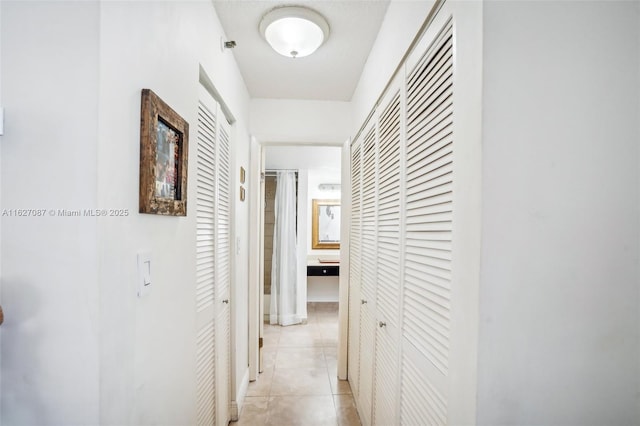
[312,199,340,249]
[139,89,189,216]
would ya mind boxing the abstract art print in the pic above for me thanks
[139,89,189,216]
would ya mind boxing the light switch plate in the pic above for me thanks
[137,251,152,297]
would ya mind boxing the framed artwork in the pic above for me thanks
[312,199,340,249]
[139,89,189,216]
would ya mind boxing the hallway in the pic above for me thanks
[1,1,638,424]
[235,303,361,426]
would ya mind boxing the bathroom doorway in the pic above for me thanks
[249,143,346,378]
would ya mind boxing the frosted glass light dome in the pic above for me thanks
[259,6,330,58]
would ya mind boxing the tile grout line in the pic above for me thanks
[241,306,355,425]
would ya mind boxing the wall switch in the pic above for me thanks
[137,251,152,297]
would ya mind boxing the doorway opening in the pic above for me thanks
[249,143,347,380]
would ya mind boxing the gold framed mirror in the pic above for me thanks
[311,199,340,249]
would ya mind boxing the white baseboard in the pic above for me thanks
[233,368,250,421]
[230,402,238,422]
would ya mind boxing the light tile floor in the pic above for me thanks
[234,303,361,426]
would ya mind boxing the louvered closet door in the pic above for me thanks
[372,83,403,426]
[400,17,454,425]
[196,95,217,426]
[348,137,362,402]
[195,85,231,426]
[215,114,232,426]
[358,120,377,426]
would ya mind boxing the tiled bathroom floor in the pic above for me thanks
[234,303,361,426]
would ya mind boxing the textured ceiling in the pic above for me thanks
[213,0,390,101]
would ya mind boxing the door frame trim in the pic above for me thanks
[247,140,349,382]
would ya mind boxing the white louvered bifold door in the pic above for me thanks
[215,114,232,426]
[349,3,482,422]
[400,17,454,425]
[196,86,232,426]
[196,94,217,426]
[372,83,403,426]
[348,136,362,402]
[357,119,377,426]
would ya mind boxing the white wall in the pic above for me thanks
[306,277,339,303]
[230,94,252,416]
[265,146,342,170]
[250,99,351,145]
[478,1,640,424]
[97,1,251,423]
[1,2,100,424]
[1,0,252,424]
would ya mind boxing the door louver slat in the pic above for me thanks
[196,323,215,425]
[217,125,231,301]
[196,94,232,426]
[373,91,402,426]
[348,14,456,426]
[215,116,232,426]
[401,18,453,422]
[358,123,377,425]
[375,93,401,328]
[196,101,217,426]
[348,138,363,400]
[196,104,217,313]
[401,342,447,425]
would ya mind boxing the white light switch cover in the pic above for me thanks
[137,251,152,297]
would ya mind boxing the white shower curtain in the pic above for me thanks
[270,171,300,326]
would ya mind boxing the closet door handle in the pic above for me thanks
[361,299,367,305]
[222,299,229,304]
[379,321,386,328]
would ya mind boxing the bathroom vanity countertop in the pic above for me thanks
[307,256,340,267]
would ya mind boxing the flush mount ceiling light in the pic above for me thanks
[259,6,330,58]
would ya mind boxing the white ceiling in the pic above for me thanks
[213,0,390,101]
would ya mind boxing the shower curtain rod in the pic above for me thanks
[264,169,299,175]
